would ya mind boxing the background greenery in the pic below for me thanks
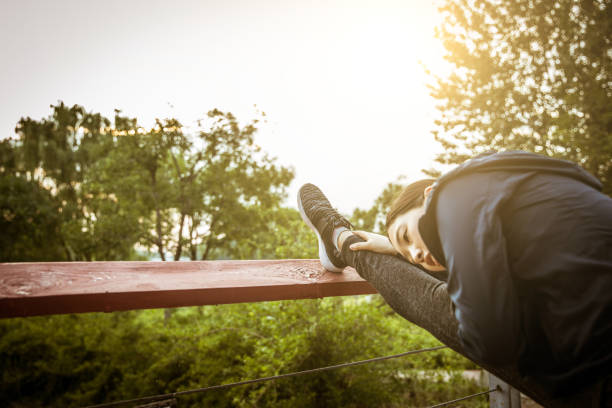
[1,301,486,408]
[1,0,609,406]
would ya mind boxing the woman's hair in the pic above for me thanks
[385,179,436,231]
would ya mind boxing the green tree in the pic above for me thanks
[189,109,294,260]
[105,109,294,261]
[2,103,293,262]
[0,172,65,261]
[430,0,611,193]
[228,207,318,260]
[351,181,405,234]
[3,102,139,261]
[106,113,188,261]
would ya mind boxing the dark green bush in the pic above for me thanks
[0,297,486,407]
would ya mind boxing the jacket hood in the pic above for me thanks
[418,150,602,268]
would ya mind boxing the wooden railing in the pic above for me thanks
[0,260,375,318]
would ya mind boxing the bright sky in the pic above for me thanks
[0,0,449,213]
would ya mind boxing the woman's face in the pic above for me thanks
[388,187,446,272]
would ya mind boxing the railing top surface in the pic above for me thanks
[0,260,377,318]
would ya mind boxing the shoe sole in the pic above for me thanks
[297,192,344,273]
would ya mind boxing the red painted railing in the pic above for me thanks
[0,260,376,318]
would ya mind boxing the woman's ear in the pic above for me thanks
[423,185,434,198]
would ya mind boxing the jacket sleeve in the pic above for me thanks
[434,175,523,365]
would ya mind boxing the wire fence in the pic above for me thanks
[84,345,498,408]
[428,388,498,408]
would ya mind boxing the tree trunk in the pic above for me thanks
[150,168,165,261]
[174,213,186,261]
[189,215,198,260]
[62,239,74,262]
[201,217,217,261]
[202,236,213,261]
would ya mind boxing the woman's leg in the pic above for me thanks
[339,233,461,350]
[337,233,605,408]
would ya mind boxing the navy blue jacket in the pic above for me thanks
[419,151,612,393]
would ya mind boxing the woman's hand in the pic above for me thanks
[349,230,398,255]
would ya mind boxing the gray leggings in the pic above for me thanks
[340,234,611,408]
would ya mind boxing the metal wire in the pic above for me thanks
[84,345,447,408]
[426,387,498,408]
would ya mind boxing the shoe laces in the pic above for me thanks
[321,207,353,237]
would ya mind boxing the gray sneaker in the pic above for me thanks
[298,183,353,272]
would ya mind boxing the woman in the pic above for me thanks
[298,150,612,407]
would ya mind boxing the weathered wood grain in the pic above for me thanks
[0,260,377,318]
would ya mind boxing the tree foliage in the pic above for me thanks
[0,300,484,408]
[430,0,611,193]
[0,173,65,261]
[351,181,406,234]
[225,207,319,260]
[1,103,293,261]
